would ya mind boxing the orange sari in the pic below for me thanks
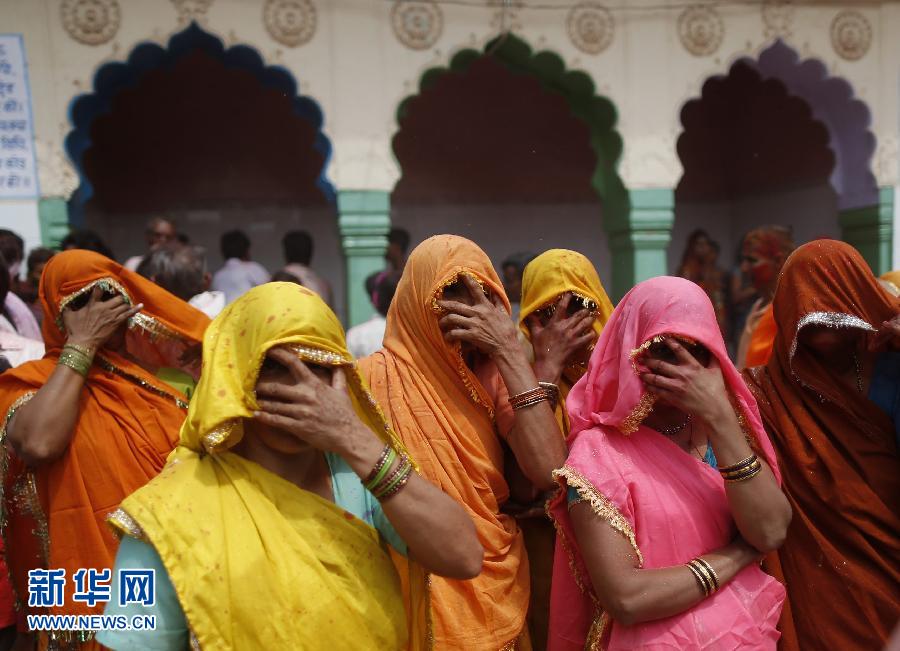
[0,251,209,650]
[744,240,900,651]
[745,302,776,368]
[359,235,530,650]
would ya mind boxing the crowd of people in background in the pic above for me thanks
[0,218,896,651]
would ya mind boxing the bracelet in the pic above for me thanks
[376,461,414,501]
[537,382,560,410]
[693,557,720,592]
[687,558,718,597]
[58,344,94,377]
[720,454,762,483]
[363,445,396,491]
[718,454,757,475]
[373,456,412,500]
[686,561,711,596]
[509,386,553,411]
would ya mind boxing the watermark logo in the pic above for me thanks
[27,569,66,608]
[119,570,155,607]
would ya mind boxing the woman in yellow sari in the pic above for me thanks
[96,282,482,651]
[514,248,614,648]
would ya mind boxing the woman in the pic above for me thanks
[514,248,613,647]
[0,250,208,650]
[549,276,791,650]
[677,230,729,337]
[360,235,567,650]
[97,282,482,650]
[744,240,900,650]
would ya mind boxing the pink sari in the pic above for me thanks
[548,276,786,650]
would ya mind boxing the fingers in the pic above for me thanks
[573,331,595,349]
[525,314,542,334]
[436,300,477,317]
[256,381,298,402]
[566,310,594,333]
[645,357,681,379]
[89,285,103,303]
[640,371,680,392]
[461,274,489,305]
[438,313,472,331]
[252,410,307,436]
[666,339,699,367]
[268,347,317,384]
[331,367,347,392]
[552,294,572,323]
[442,328,473,343]
[256,399,300,417]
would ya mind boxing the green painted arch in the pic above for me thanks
[394,34,629,227]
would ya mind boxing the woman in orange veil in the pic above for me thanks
[744,240,900,650]
[0,250,209,650]
[359,235,567,650]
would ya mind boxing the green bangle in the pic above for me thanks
[58,346,93,377]
[373,456,411,499]
[365,447,397,492]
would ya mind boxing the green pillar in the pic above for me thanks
[604,188,675,301]
[38,198,70,248]
[838,187,894,275]
[337,190,390,328]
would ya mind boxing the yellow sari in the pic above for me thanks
[517,249,614,434]
[107,282,428,650]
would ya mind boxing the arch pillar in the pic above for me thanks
[604,188,674,301]
[839,187,894,275]
[38,197,69,247]
[337,189,390,327]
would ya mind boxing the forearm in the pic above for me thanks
[704,405,791,552]
[8,364,85,465]
[339,428,483,579]
[596,541,758,626]
[494,346,567,489]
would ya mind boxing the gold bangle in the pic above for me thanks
[374,456,412,500]
[377,462,414,501]
[718,454,757,475]
[686,561,710,596]
[689,559,717,596]
[693,557,720,592]
[509,386,553,411]
[723,461,762,483]
[58,345,94,377]
[364,445,395,491]
[64,342,95,357]
[538,382,560,410]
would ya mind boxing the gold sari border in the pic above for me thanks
[553,465,644,567]
[107,507,146,541]
[56,277,132,331]
[95,356,189,409]
[789,311,875,395]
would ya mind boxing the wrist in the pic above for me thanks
[66,336,99,353]
[533,358,563,385]
[339,424,384,477]
[696,396,735,429]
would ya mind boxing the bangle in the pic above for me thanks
[720,454,762,483]
[373,456,412,500]
[693,557,720,592]
[509,386,553,411]
[376,461,414,501]
[363,445,396,491]
[686,561,711,596]
[58,344,94,377]
[538,381,560,410]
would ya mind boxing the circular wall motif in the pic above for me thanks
[171,0,214,24]
[830,10,872,61]
[761,0,794,38]
[566,3,614,55]
[677,5,724,57]
[60,0,121,46]
[263,0,316,48]
[391,1,443,51]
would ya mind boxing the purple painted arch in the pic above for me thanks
[748,39,877,210]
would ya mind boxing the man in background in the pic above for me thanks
[211,229,270,304]
[124,216,177,271]
[279,230,332,305]
[385,227,410,272]
[501,251,536,322]
[346,271,400,359]
[138,244,225,319]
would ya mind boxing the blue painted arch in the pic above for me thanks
[64,22,335,225]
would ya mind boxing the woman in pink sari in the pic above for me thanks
[548,276,791,650]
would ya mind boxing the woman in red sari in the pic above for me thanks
[744,239,900,650]
[0,250,208,650]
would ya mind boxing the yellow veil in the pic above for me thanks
[109,282,428,650]
[517,249,614,433]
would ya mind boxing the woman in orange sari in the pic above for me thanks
[359,235,567,650]
[744,240,900,650]
[0,250,209,650]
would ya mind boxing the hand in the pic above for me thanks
[528,294,595,383]
[254,347,370,455]
[638,338,732,425]
[869,313,900,351]
[62,286,143,350]
[437,275,518,356]
[178,342,203,370]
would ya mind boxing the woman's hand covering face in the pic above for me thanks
[437,274,518,356]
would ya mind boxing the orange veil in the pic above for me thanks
[744,240,900,650]
[359,235,530,650]
[0,251,209,646]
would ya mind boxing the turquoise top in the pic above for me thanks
[868,351,900,450]
[97,453,406,651]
